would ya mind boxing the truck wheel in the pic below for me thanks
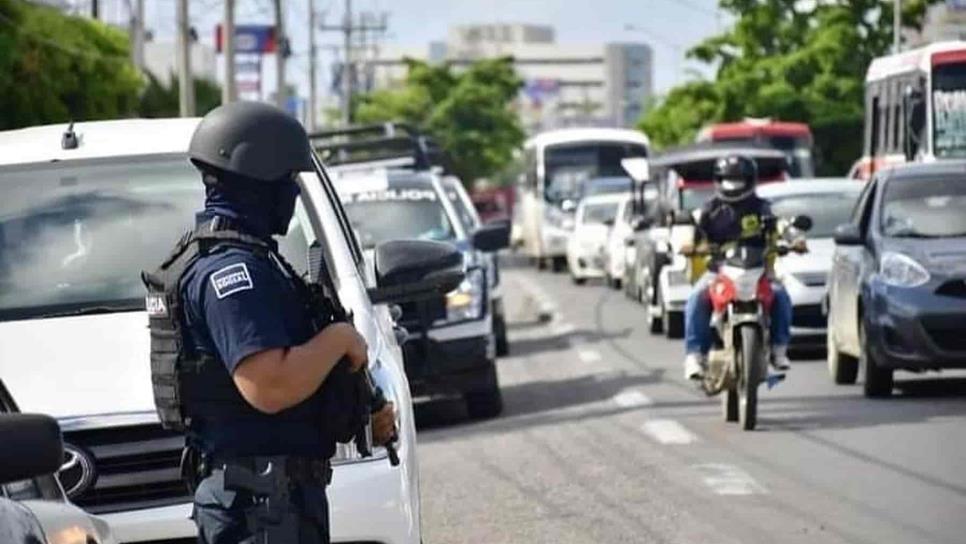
[551,256,567,273]
[648,284,664,334]
[664,311,684,339]
[861,322,893,398]
[494,314,510,357]
[827,331,858,385]
[466,386,503,419]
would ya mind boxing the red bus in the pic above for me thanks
[696,118,815,178]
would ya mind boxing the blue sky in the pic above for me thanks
[124,0,726,100]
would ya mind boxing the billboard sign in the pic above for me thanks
[215,24,277,54]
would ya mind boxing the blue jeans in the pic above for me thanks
[684,272,792,355]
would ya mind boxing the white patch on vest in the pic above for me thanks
[145,294,168,317]
[210,263,254,299]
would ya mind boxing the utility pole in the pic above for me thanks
[274,0,287,110]
[129,0,145,70]
[223,0,236,104]
[91,0,99,19]
[308,0,318,130]
[894,0,902,53]
[176,0,195,117]
[319,0,386,125]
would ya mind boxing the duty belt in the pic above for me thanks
[213,455,333,487]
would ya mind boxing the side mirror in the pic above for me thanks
[621,157,651,182]
[624,236,636,247]
[0,414,63,484]
[603,218,616,228]
[471,222,510,252]
[833,223,863,246]
[561,199,577,212]
[631,216,652,231]
[792,215,813,232]
[367,240,465,305]
[672,209,694,226]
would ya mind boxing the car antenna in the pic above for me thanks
[61,121,79,150]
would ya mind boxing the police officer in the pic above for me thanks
[145,102,396,543]
[681,155,801,381]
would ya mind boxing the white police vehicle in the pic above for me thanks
[312,124,509,418]
[0,380,117,544]
[0,118,445,544]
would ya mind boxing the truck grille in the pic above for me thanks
[792,304,826,329]
[63,424,189,514]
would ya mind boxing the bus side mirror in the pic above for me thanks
[621,157,651,183]
[904,86,925,162]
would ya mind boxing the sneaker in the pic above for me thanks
[684,353,708,381]
[771,345,791,371]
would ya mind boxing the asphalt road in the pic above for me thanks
[415,258,966,544]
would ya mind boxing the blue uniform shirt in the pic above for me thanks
[697,195,772,247]
[180,215,330,458]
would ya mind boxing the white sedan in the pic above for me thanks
[758,179,864,349]
[567,193,628,284]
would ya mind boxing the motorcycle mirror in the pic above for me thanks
[792,215,813,232]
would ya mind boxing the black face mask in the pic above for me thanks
[271,179,301,235]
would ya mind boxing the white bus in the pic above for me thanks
[851,41,966,179]
[516,128,650,271]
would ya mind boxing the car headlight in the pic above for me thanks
[879,252,930,288]
[442,267,486,323]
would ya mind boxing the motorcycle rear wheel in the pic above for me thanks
[738,326,761,431]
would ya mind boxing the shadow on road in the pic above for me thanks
[415,369,665,435]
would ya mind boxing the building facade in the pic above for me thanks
[370,24,653,131]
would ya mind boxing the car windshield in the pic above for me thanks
[769,191,860,238]
[0,157,312,322]
[544,142,647,203]
[932,61,966,158]
[881,177,966,238]
[444,185,478,233]
[580,202,620,225]
[582,177,633,198]
[681,186,715,210]
[341,187,456,248]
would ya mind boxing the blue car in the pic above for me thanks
[826,161,966,397]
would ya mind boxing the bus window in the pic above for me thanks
[932,61,966,158]
[870,95,881,159]
[543,142,647,203]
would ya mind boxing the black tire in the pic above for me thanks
[827,330,858,385]
[648,276,664,333]
[665,311,684,339]
[551,256,566,273]
[494,314,510,357]
[572,275,586,285]
[466,386,503,419]
[723,386,739,422]
[609,275,622,290]
[738,326,761,431]
[535,256,547,270]
[860,321,893,398]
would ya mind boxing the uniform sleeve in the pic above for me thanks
[198,254,301,373]
[695,200,714,244]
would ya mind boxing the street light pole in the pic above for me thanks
[308,0,317,130]
[223,0,236,104]
[176,0,195,117]
[274,0,287,110]
[894,0,902,53]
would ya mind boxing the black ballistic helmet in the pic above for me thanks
[188,101,313,182]
[712,155,757,202]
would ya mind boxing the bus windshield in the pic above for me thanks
[932,61,966,158]
[544,142,647,203]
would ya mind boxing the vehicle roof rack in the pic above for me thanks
[309,122,453,174]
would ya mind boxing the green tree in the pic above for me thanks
[353,57,524,183]
[138,72,222,118]
[0,0,142,130]
[639,0,940,174]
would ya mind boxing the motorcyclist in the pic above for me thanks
[681,155,801,381]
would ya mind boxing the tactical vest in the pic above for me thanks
[141,221,371,446]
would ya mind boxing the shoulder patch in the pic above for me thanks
[210,263,254,299]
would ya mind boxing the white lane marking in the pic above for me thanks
[640,419,699,445]
[612,389,653,408]
[550,321,576,336]
[578,349,602,363]
[693,464,767,495]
